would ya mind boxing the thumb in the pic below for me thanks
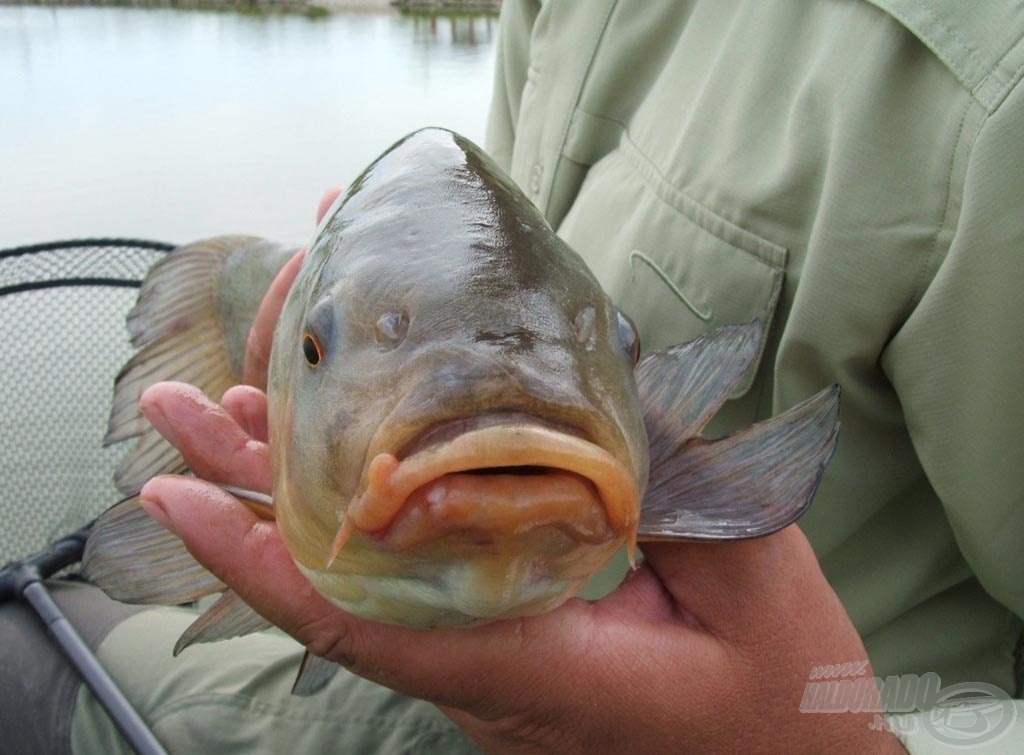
[638,526,848,646]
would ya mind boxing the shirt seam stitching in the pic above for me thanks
[145,691,461,731]
[543,0,619,216]
[906,99,979,321]
[906,0,989,91]
[980,35,1024,114]
[871,0,1024,111]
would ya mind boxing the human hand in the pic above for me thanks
[137,380,905,754]
[137,184,904,753]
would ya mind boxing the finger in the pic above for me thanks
[243,247,306,390]
[140,476,337,630]
[221,385,269,443]
[140,381,271,493]
[317,186,344,224]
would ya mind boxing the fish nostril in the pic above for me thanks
[376,311,409,345]
[573,307,596,349]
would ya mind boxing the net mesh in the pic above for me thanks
[0,240,173,563]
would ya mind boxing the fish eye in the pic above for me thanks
[616,311,641,365]
[302,332,323,367]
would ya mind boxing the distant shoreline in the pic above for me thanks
[396,0,498,10]
[0,0,500,14]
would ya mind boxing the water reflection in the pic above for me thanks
[406,12,495,48]
[0,6,498,247]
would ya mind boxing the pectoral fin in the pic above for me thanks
[638,384,840,540]
[292,652,339,697]
[635,322,762,468]
[174,589,272,656]
[82,496,224,604]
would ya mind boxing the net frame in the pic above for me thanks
[0,238,175,755]
[0,238,173,563]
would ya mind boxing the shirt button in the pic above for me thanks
[528,163,543,194]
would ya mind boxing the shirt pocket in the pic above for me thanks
[557,133,788,397]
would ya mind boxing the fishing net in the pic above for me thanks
[0,239,173,564]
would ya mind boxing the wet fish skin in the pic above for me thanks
[84,129,839,661]
[269,129,649,627]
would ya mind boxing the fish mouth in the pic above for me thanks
[327,415,640,565]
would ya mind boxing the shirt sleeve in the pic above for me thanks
[882,78,1024,625]
[484,0,540,172]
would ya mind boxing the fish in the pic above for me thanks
[83,127,840,693]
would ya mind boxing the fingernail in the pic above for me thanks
[139,495,175,534]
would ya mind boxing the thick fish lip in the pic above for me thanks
[395,411,592,460]
[327,419,641,564]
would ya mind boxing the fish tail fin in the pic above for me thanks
[82,495,224,603]
[292,652,339,697]
[638,384,840,540]
[105,236,297,496]
[173,589,272,656]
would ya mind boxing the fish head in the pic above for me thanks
[268,129,648,628]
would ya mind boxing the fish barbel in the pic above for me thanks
[84,128,839,693]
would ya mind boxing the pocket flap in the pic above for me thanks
[558,139,788,398]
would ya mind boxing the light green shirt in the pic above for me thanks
[41,4,1021,753]
[486,1,1024,751]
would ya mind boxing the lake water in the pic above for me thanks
[0,5,496,561]
[0,6,498,248]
